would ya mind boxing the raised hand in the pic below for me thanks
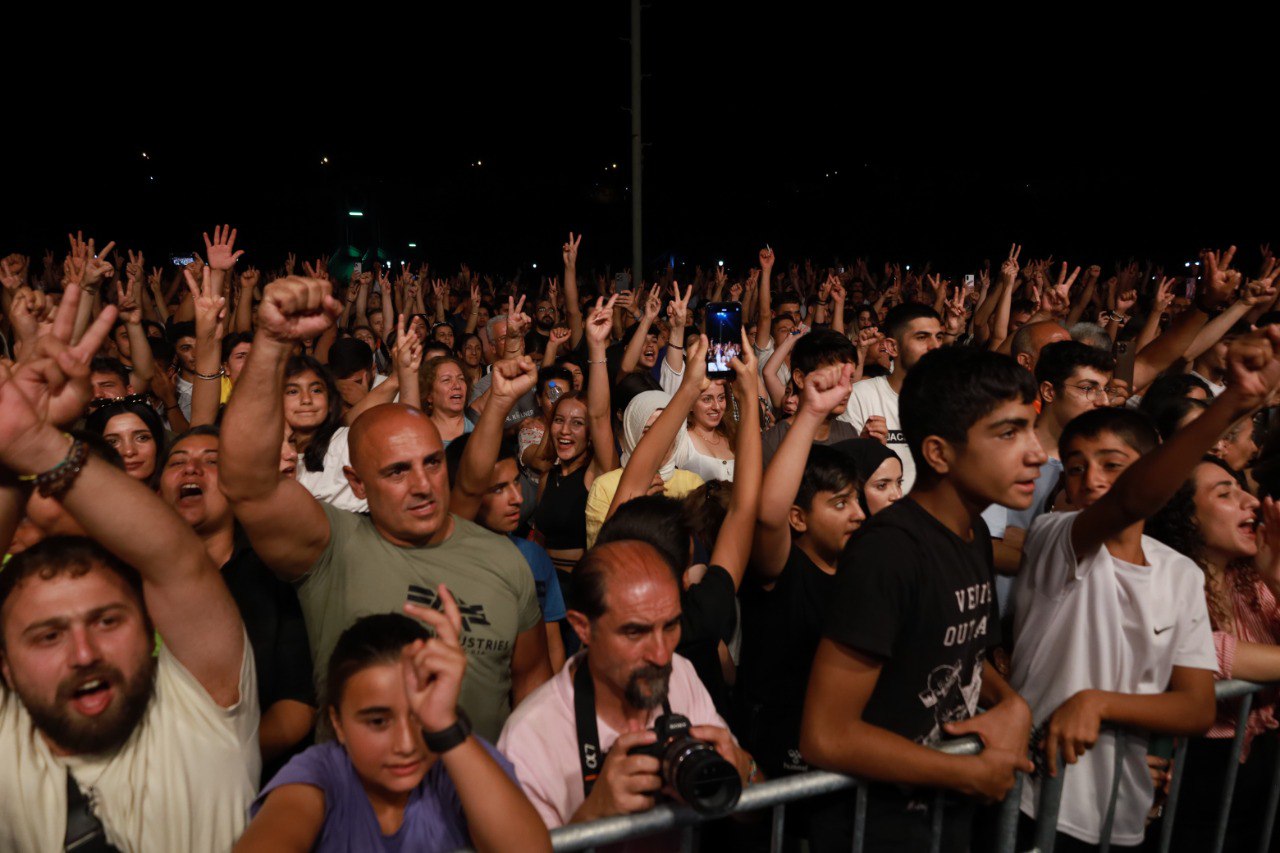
[759,245,775,272]
[585,295,618,348]
[0,257,23,292]
[240,266,262,292]
[1001,243,1022,280]
[1255,496,1280,586]
[819,273,836,304]
[1224,325,1280,413]
[1115,289,1138,314]
[943,288,967,334]
[284,252,297,276]
[667,281,692,327]
[203,224,244,271]
[1153,276,1177,314]
[393,314,423,374]
[728,281,743,301]
[562,231,582,269]
[1202,245,1242,308]
[301,257,329,281]
[115,275,143,325]
[728,327,759,397]
[831,280,847,306]
[8,288,55,352]
[642,283,662,322]
[548,326,571,348]
[801,362,856,417]
[925,273,946,298]
[257,277,343,344]
[401,586,468,733]
[2,253,29,283]
[184,266,227,342]
[490,355,539,402]
[506,294,530,338]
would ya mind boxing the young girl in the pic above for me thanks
[284,356,367,513]
[237,589,549,852]
[1149,456,1280,853]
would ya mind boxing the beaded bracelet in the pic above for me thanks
[18,434,88,499]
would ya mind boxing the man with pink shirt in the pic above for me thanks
[498,540,755,829]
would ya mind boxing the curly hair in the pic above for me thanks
[1147,455,1261,631]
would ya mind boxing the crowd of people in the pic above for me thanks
[1,226,1280,852]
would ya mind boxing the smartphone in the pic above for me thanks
[1184,277,1197,300]
[170,255,195,267]
[1114,340,1137,385]
[705,301,743,380]
[964,274,975,290]
[614,272,631,293]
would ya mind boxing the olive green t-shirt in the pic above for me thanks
[299,504,542,740]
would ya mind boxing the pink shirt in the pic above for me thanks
[1210,579,1280,761]
[497,651,730,829]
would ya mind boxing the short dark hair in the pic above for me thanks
[792,329,857,376]
[1148,396,1209,442]
[883,302,940,341]
[324,613,429,710]
[1059,407,1160,458]
[443,432,520,487]
[900,348,1037,479]
[1035,340,1115,389]
[167,321,196,345]
[0,537,146,646]
[220,332,253,364]
[1138,373,1212,415]
[329,338,374,380]
[595,495,690,578]
[161,425,221,467]
[795,445,861,512]
[776,291,802,309]
[89,356,130,386]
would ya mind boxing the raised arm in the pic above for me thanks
[451,357,538,521]
[203,224,244,298]
[117,255,156,387]
[985,244,1020,350]
[708,332,761,590]
[0,287,244,705]
[562,232,586,347]
[755,246,775,350]
[1072,325,1280,558]
[753,363,854,578]
[219,278,338,581]
[664,282,691,375]
[584,296,620,473]
[1134,277,1176,352]
[1065,264,1101,327]
[762,323,806,408]
[185,266,228,428]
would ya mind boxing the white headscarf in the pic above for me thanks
[620,390,689,481]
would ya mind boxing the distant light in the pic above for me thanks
[532,263,538,269]
[825,173,830,177]
[322,157,329,164]
[611,163,618,169]
[148,176,154,181]
[1185,262,1191,268]
[141,152,149,159]
[348,211,364,217]
[717,260,724,267]
[408,242,417,248]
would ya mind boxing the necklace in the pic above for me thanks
[692,425,722,446]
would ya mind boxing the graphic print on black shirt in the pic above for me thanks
[823,498,1000,746]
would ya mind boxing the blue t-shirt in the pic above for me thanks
[510,535,567,622]
[251,738,515,852]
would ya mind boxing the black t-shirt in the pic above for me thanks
[823,498,1000,746]
[736,546,835,777]
[677,564,737,718]
[221,529,316,780]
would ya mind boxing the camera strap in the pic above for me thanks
[572,655,671,798]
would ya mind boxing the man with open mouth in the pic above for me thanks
[0,285,259,852]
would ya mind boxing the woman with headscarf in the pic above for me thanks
[832,438,904,516]
[583,389,706,548]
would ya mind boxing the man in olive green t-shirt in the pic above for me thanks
[218,277,553,740]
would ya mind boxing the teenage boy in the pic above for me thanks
[1008,329,1280,849]
[986,340,1114,591]
[760,330,861,467]
[801,347,1043,851]
[840,303,947,494]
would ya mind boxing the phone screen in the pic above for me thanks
[705,302,742,379]
[1184,277,1197,300]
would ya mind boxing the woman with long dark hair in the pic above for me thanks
[84,398,168,489]
[284,355,366,512]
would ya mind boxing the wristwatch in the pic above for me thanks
[423,709,472,754]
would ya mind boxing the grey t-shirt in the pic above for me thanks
[299,505,542,740]
[760,418,860,469]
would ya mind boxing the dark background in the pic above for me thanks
[6,8,1277,283]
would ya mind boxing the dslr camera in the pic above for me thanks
[627,713,742,815]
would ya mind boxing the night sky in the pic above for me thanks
[8,10,1276,284]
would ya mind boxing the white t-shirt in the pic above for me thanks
[297,426,368,513]
[497,651,732,830]
[840,375,915,493]
[0,634,259,853]
[753,338,791,387]
[174,375,193,422]
[1010,511,1217,847]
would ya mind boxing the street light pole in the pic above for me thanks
[630,0,642,285]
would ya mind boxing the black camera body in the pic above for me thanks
[627,713,742,815]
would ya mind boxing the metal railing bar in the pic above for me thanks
[1212,692,1253,853]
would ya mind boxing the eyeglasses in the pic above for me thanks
[89,394,150,409]
[1062,383,1109,402]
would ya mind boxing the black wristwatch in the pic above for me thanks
[424,709,472,754]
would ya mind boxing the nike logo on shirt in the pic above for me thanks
[1154,625,1173,635]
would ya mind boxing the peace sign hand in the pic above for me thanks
[402,585,468,734]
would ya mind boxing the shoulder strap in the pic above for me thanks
[573,658,603,797]
[65,772,121,852]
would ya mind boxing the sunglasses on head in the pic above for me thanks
[89,394,150,409]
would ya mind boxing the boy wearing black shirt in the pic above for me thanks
[801,347,1043,851]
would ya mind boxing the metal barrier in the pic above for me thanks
[527,679,1277,852]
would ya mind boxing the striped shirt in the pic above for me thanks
[1209,580,1280,761]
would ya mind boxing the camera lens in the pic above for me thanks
[663,741,742,815]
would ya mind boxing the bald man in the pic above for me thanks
[498,540,753,828]
[1009,320,1070,374]
[219,277,552,740]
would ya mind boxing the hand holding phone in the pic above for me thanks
[705,302,743,380]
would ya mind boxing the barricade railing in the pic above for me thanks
[525,679,1277,853]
